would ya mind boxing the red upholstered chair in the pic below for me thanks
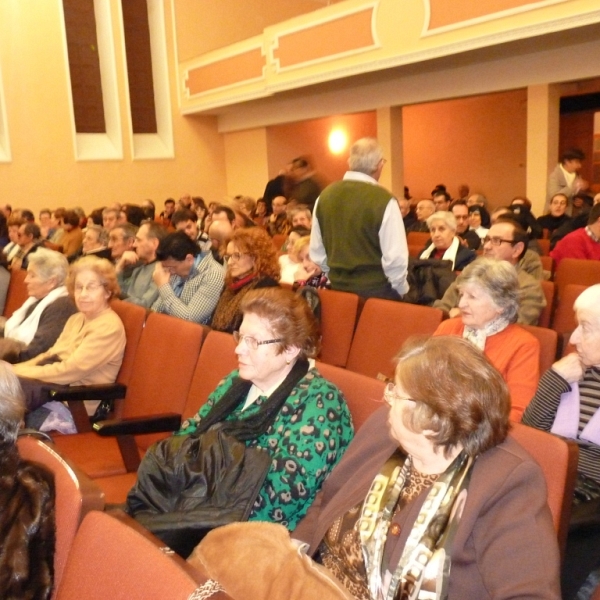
[538,280,555,328]
[520,324,558,373]
[316,361,384,431]
[107,299,147,391]
[554,259,600,299]
[551,284,587,357]
[54,511,231,600]
[509,423,578,562]
[317,288,359,368]
[52,312,205,480]
[17,435,105,592]
[346,299,443,380]
[407,231,430,247]
[3,267,28,317]
[94,330,239,504]
[537,238,551,256]
[540,255,554,279]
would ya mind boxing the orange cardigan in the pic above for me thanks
[433,318,540,421]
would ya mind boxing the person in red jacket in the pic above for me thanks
[550,203,600,267]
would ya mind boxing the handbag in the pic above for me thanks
[126,424,271,558]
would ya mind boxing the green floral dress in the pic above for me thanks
[178,367,354,529]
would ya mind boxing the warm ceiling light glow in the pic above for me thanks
[328,128,348,154]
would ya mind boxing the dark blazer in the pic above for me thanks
[293,407,561,600]
[421,241,476,271]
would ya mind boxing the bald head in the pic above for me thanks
[208,220,233,253]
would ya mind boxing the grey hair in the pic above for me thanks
[86,224,109,246]
[0,361,25,443]
[113,223,138,241]
[457,257,520,323]
[426,211,457,232]
[27,247,69,287]
[347,138,383,175]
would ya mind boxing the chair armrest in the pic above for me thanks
[92,413,182,437]
[48,383,127,402]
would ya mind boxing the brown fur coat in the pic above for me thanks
[0,442,55,600]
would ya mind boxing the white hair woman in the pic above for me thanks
[419,211,476,270]
[434,257,540,420]
[0,248,76,363]
[523,283,600,597]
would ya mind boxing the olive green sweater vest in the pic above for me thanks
[315,180,390,292]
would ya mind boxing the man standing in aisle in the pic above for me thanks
[310,137,408,300]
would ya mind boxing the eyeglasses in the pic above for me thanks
[383,382,413,406]
[233,331,283,350]
[224,252,249,262]
[482,236,516,247]
[74,282,105,294]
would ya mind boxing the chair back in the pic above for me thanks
[271,233,287,252]
[317,288,359,368]
[509,422,578,562]
[17,435,105,592]
[346,299,443,380]
[3,268,28,317]
[552,283,587,335]
[408,244,423,258]
[539,255,554,278]
[109,299,147,386]
[551,284,587,357]
[520,324,558,373]
[538,280,555,328]
[54,511,208,600]
[123,312,205,451]
[554,259,600,298]
[316,362,384,431]
[406,231,430,247]
[537,238,551,256]
[182,330,239,423]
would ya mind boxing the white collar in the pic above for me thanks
[343,171,380,185]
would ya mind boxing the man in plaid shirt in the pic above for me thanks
[151,231,225,324]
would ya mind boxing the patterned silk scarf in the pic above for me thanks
[359,451,474,600]
[462,314,510,351]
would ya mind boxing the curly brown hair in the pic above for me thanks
[225,227,280,285]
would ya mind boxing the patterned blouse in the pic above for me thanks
[178,367,354,529]
[319,462,439,599]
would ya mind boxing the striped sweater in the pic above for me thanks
[522,367,600,484]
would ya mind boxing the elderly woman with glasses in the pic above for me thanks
[419,211,477,271]
[433,257,540,421]
[143,287,353,533]
[210,227,280,333]
[291,335,560,600]
[13,256,126,431]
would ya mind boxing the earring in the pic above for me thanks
[286,359,291,365]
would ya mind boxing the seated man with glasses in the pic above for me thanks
[434,220,545,325]
[151,231,225,324]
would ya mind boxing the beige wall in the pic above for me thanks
[174,0,344,60]
[226,91,527,206]
[265,112,377,189]
[0,0,227,215]
[403,90,527,207]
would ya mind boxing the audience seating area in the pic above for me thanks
[6,254,597,593]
